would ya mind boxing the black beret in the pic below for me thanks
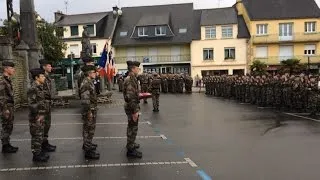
[2,61,15,67]
[30,68,45,77]
[81,65,97,73]
[82,57,94,63]
[39,59,51,65]
[127,60,140,67]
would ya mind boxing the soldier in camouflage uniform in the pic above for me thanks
[149,72,161,112]
[28,68,50,162]
[138,71,150,103]
[39,59,56,152]
[118,74,124,92]
[80,65,100,160]
[161,74,168,93]
[76,57,95,99]
[184,74,193,93]
[123,61,142,158]
[0,61,18,153]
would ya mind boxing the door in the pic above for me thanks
[279,45,293,61]
[166,67,172,73]
[171,46,181,62]
[161,67,166,74]
[279,23,293,41]
[148,48,158,63]
[127,48,136,61]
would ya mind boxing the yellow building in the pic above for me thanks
[54,11,115,59]
[112,3,194,74]
[191,8,250,77]
[235,0,320,72]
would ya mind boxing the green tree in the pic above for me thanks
[280,58,305,75]
[250,60,267,76]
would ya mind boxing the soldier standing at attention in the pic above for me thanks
[76,57,95,99]
[149,72,161,112]
[118,74,124,92]
[80,65,100,160]
[39,59,56,152]
[123,61,142,158]
[138,71,150,104]
[28,68,50,162]
[0,61,18,153]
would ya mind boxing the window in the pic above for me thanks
[86,25,95,35]
[91,43,97,54]
[138,27,147,36]
[304,44,316,55]
[70,26,79,36]
[120,31,127,36]
[155,26,166,36]
[279,23,293,36]
[179,28,187,33]
[305,22,316,33]
[69,44,79,56]
[205,27,216,39]
[224,47,235,59]
[255,46,268,58]
[256,24,268,35]
[222,26,233,38]
[203,48,214,60]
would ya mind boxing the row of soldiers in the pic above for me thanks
[0,60,56,162]
[203,74,320,115]
[118,72,194,94]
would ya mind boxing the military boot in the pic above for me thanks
[42,140,56,152]
[82,143,97,151]
[2,144,18,153]
[85,150,100,160]
[33,152,50,162]
[126,149,142,158]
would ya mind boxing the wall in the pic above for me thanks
[190,24,248,77]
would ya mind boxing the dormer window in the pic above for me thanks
[138,27,148,36]
[155,26,166,36]
[86,24,95,36]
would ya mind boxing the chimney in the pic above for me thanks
[54,11,64,23]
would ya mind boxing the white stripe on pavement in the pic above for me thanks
[14,121,152,126]
[284,113,320,123]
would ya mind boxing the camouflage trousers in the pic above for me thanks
[29,115,44,154]
[1,106,14,145]
[125,112,139,150]
[43,103,51,142]
[141,84,149,102]
[185,84,192,93]
[82,110,97,151]
[152,93,160,110]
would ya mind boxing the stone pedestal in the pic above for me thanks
[15,40,30,101]
[0,37,14,61]
[28,44,41,69]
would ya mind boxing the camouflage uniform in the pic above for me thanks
[0,73,17,153]
[118,75,124,92]
[138,73,150,103]
[149,73,161,111]
[184,75,193,93]
[123,61,142,158]
[80,65,100,159]
[161,74,168,93]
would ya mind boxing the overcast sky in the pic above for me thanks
[0,0,320,22]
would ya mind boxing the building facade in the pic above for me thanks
[112,3,194,74]
[54,11,115,59]
[191,8,250,77]
[235,0,320,72]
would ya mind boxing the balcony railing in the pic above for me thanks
[252,32,320,44]
[114,55,191,64]
[253,55,320,65]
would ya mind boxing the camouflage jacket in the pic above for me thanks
[0,75,14,113]
[123,72,140,113]
[80,77,97,111]
[28,81,47,115]
[150,75,161,91]
[43,73,52,100]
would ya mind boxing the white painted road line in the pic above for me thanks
[51,113,151,116]
[0,160,191,172]
[14,121,152,126]
[10,135,163,142]
[160,134,167,140]
[184,158,198,168]
[284,113,320,123]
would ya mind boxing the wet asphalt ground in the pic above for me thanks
[1,91,320,180]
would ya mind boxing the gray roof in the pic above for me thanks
[200,7,237,26]
[192,7,250,40]
[55,12,116,39]
[136,12,170,26]
[55,12,108,26]
[112,3,194,47]
[242,0,320,20]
